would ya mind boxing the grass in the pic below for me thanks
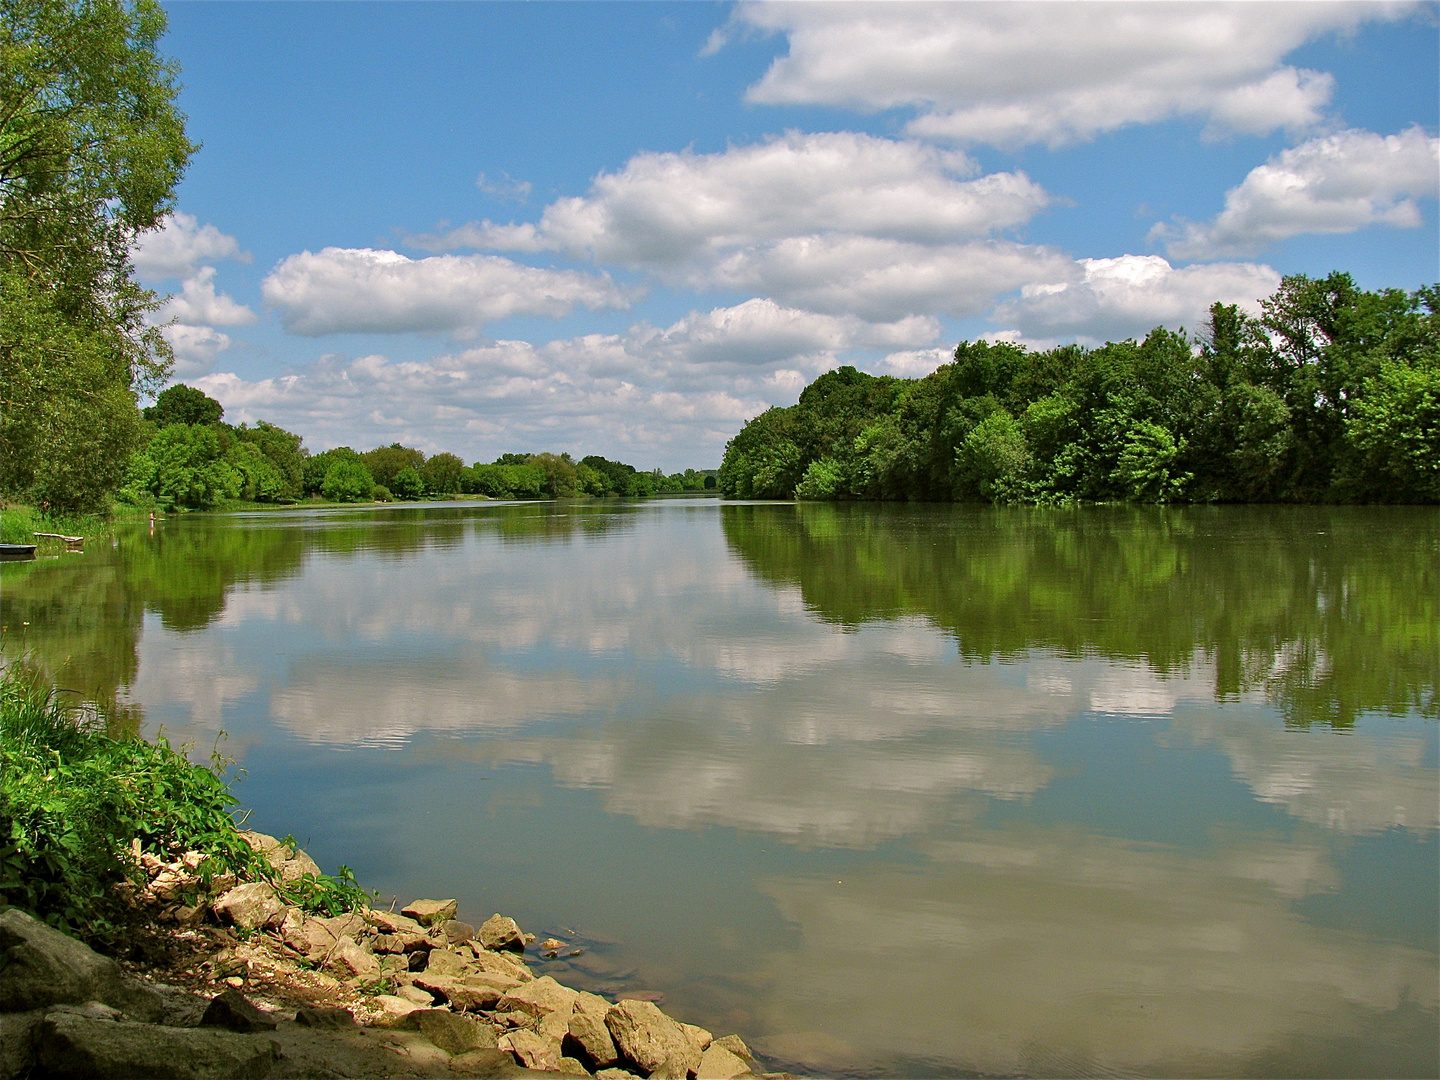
[0,664,373,942]
[0,502,149,545]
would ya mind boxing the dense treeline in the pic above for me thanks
[719,274,1439,504]
[118,384,715,509]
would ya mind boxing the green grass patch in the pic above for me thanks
[0,665,373,942]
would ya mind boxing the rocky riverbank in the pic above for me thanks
[0,830,780,1080]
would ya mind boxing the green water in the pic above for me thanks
[3,501,1436,1077]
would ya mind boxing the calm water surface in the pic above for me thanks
[3,501,1436,1078]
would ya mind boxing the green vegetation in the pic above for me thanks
[1,0,195,513]
[721,274,1439,505]
[0,665,372,940]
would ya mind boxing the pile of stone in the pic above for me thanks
[0,830,776,1080]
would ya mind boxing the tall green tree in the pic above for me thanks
[1,0,195,511]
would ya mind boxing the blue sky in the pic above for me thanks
[133,1,1439,470]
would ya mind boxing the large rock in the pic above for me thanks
[399,1008,499,1054]
[237,830,323,884]
[401,898,458,926]
[697,1043,752,1079]
[605,999,703,1076]
[35,1013,279,1079]
[365,908,424,935]
[0,909,125,1013]
[500,1028,562,1071]
[465,944,534,983]
[421,947,469,977]
[326,937,380,979]
[410,974,505,1012]
[198,989,277,1033]
[211,882,284,931]
[567,1010,619,1068]
[478,913,525,952]
[712,1035,754,1063]
[443,919,477,944]
[497,975,579,1022]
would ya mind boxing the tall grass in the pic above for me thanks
[0,502,144,545]
[0,666,372,940]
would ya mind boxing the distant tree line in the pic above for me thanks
[719,273,1438,505]
[116,384,715,509]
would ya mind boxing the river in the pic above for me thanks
[2,500,1436,1077]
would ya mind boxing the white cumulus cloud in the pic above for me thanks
[130,211,249,279]
[157,266,257,328]
[725,1,1411,147]
[1157,127,1440,259]
[162,325,234,378]
[993,254,1281,345]
[259,247,633,336]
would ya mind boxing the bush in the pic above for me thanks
[0,668,372,941]
[321,459,375,502]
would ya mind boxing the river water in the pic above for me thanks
[3,500,1436,1077]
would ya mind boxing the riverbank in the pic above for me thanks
[0,670,777,1080]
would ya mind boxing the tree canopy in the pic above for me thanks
[720,274,1438,506]
[1,0,196,511]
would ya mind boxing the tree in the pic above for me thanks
[120,423,238,509]
[390,465,424,500]
[1,0,196,511]
[361,443,425,490]
[421,451,463,495]
[321,459,373,502]
[143,383,222,426]
[233,420,305,501]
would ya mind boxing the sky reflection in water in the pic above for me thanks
[2,501,1435,1077]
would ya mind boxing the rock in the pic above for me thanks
[422,947,469,977]
[371,932,405,954]
[650,1054,693,1080]
[558,1057,591,1076]
[294,1007,354,1029]
[50,1001,124,1021]
[466,944,535,982]
[401,898,459,926]
[605,999,703,1076]
[479,913,526,952]
[366,908,424,935]
[697,1043,752,1079]
[595,1070,641,1079]
[36,1012,279,1079]
[500,1028,562,1071]
[212,882,284,931]
[237,830,322,884]
[149,868,189,902]
[312,911,367,939]
[451,1048,518,1072]
[371,994,426,1021]
[0,1008,45,1080]
[410,974,505,1011]
[400,1008,499,1054]
[443,919,477,944]
[682,1023,714,1051]
[712,1035,755,1063]
[567,1009,620,1068]
[498,975,580,1022]
[327,937,379,979]
[540,938,568,951]
[396,983,436,1005]
[0,909,125,1013]
[199,989,278,1033]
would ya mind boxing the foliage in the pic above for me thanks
[361,443,425,491]
[120,423,239,509]
[1,0,195,511]
[420,451,463,495]
[321,458,374,502]
[719,276,1438,505]
[390,465,424,500]
[0,666,373,940]
[143,383,222,426]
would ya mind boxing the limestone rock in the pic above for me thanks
[294,1006,354,1029]
[697,1043,752,1079]
[396,983,436,1005]
[682,1023,714,1050]
[199,989,278,1033]
[400,1008,499,1054]
[595,1070,642,1079]
[371,994,426,1021]
[478,913,526,952]
[567,1009,620,1068]
[212,882,284,931]
[443,919,477,944]
[327,937,380,979]
[421,947,469,977]
[366,908,424,935]
[558,1056,591,1076]
[0,909,125,1013]
[650,1054,693,1080]
[712,1035,755,1063]
[410,974,504,1011]
[36,1013,279,1079]
[500,1028,562,1071]
[466,944,535,982]
[0,1008,45,1080]
[498,975,580,1022]
[605,999,702,1076]
[401,898,458,926]
[451,1048,519,1072]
